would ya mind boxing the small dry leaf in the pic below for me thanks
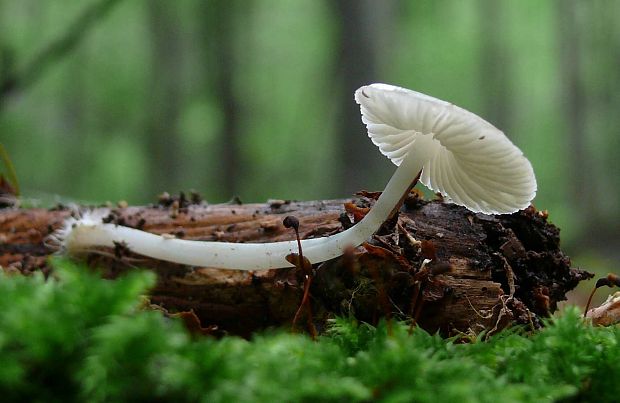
[586,292,620,326]
[362,242,411,271]
[170,310,219,336]
[420,240,437,260]
[355,190,382,200]
[285,253,313,273]
[344,202,370,222]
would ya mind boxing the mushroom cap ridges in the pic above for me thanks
[355,83,537,214]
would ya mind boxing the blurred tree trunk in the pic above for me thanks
[200,0,243,199]
[478,0,512,133]
[571,2,620,256]
[557,0,590,217]
[601,7,620,237]
[145,0,183,197]
[331,0,396,195]
[588,2,620,225]
[61,48,87,197]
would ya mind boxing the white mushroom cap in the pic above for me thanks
[355,83,537,214]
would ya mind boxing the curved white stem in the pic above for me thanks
[63,137,435,270]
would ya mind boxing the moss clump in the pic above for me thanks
[0,259,618,402]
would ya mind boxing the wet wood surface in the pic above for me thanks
[0,193,592,337]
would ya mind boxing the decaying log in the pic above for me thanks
[0,192,592,337]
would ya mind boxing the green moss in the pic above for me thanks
[0,259,618,402]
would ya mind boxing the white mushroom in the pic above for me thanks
[57,83,536,270]
[357,83,536,214]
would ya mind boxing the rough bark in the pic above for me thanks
[0,193,591,337]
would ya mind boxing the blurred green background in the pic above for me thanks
[1,0,618,303]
